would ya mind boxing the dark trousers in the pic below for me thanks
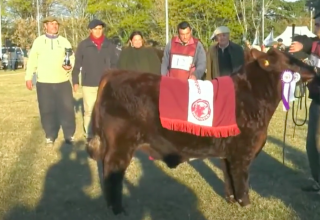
[36,81,76,139]
[306,100,320,183]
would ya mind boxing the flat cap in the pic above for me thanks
[42,16,60,24]
[210,26,230,40]
[88,19,106,29]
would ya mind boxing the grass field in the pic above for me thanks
[0,73,319,220]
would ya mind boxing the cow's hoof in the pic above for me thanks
[111,206,127,215]
[225,194,237,204]
[237,198,251,207]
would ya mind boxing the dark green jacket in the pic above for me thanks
[205,41,244,80]
[117,46,161,74]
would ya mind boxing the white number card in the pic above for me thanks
[171,55,193,71]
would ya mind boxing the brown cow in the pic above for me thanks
[87,48,316,215]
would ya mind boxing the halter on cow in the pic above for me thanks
[87,48,317,215]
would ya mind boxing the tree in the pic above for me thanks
[87,0,153,43]
[0,0,313,49]
[11,18,38,47]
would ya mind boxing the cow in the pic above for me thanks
[86,48,317,215]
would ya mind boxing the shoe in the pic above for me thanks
[65,136,75,145]
[301,181,320,192]
[45,138,55,145]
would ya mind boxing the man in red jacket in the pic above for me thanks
[161,21,206,80]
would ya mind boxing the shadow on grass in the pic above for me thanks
[74,97,84,116]
[122,152,207,220]
[3,142,206,220]
[188,135,320,220]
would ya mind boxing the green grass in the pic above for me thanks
[0,74,319,220]
[0,69,24,75]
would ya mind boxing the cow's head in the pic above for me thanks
[250,48,316,83]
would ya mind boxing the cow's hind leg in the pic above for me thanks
[103,138,134,215]
[220,159,236,203]
[228,159,251,207]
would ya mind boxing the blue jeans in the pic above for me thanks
[9,59,15,70]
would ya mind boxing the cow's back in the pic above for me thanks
[100,70,162,128]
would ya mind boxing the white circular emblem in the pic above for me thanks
[191,99,211,121]
[293,72,301,82]
[282,71,293,83]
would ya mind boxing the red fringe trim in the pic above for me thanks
[160,118,241,138]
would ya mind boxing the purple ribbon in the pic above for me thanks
[281,71,294,111]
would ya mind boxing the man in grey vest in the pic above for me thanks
[289,12,320,193]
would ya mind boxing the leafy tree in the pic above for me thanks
[10,18,38,47]
[87,0,153,43]
[0,0,314,49]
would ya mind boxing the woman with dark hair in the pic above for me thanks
[117,31,161,74]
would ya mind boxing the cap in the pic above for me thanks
[42,16,60,24]
[313,12,320,19]
[277,38,283,42]
[88,19,106,29]
[210,26,230,40]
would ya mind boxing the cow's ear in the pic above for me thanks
[256,57,273,71]
[250,48,264,59]
[251,49,273,71]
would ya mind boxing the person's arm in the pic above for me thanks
[65,39,75,70]
[193,42,207,79]
[71,41,84,85]
[147,48,161,74]
[161,42,171,75]
[25,39,39,81]
[116,48,127,69]
[205,47,212,80]
[238,45,245,66]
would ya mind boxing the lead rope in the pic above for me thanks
[282,82,308,165]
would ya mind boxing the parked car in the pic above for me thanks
[1,47,24,70]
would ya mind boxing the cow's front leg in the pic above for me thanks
[220,159,236,203]
[103,150,133,215]
[228,160,251,207]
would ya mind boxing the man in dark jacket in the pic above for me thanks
[72,19,118,142]
[289,12,320,193]
[206,26,244,80]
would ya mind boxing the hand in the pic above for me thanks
[26,80,33,90]
[289,41,303,53]
[73,84,79,93]
[62,65,72,70]
[189,75,197,80]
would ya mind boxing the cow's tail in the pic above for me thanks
[86,72,110,161]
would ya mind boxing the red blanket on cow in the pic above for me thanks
[159,76,240,137]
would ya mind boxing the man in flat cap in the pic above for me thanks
[206,26,244,80]
[273,38,286,52]
[72,19,118,142]
[25,16,76,146]
[161,21,206,80]
[289,12,320,194]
